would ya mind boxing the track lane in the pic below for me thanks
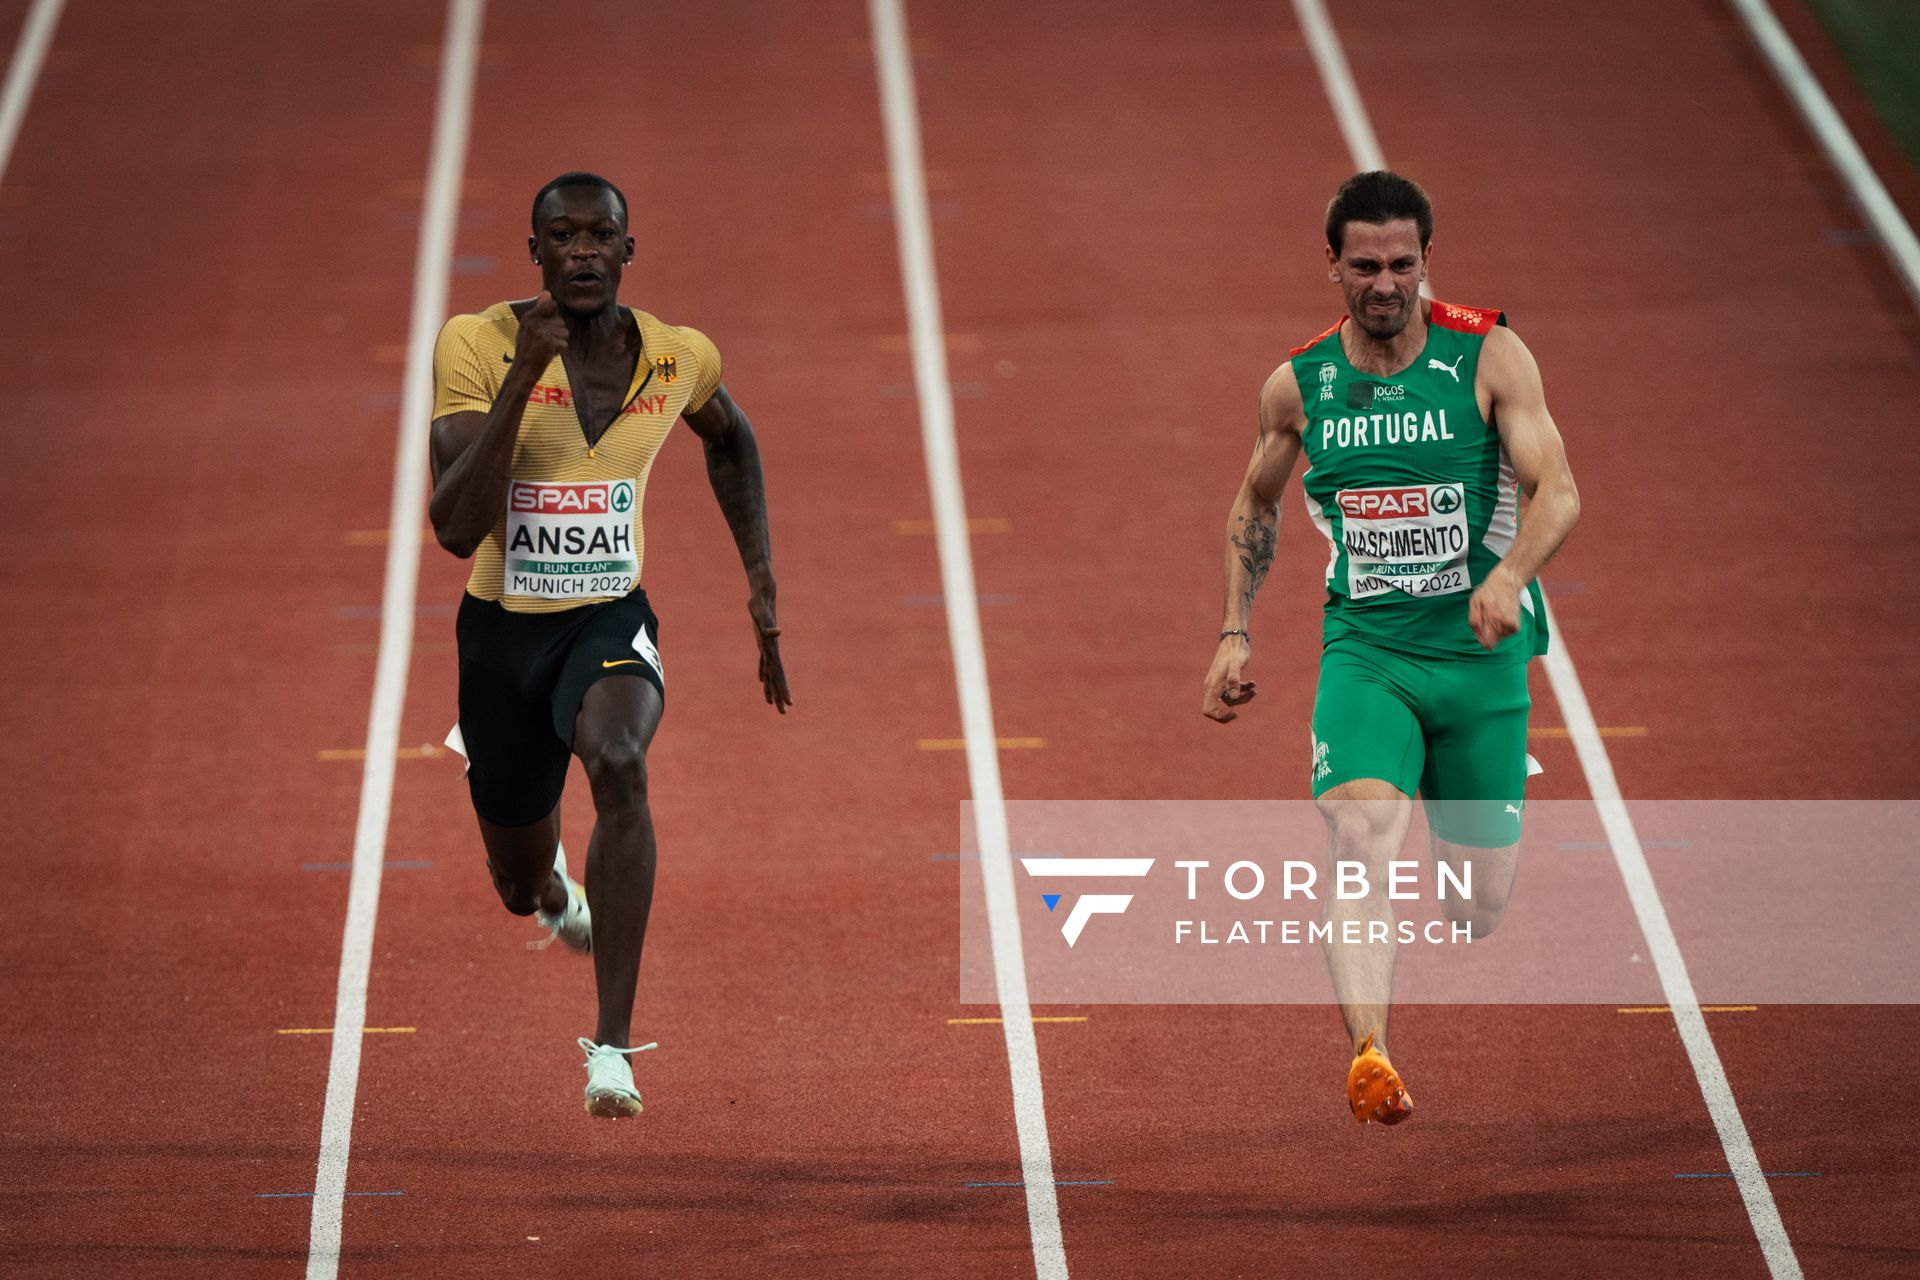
[1333,0,1920,1271]
[335,2,1042,1273]
[894,0,1890,1274]
[0,1,444,1273]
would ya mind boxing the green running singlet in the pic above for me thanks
[1288,301,1548,664]
[1290,301,1547,847]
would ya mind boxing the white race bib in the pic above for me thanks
[1337,482,1470,599]
[505,479,637,600]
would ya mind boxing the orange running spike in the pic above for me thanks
[1347,1031,1414,1126]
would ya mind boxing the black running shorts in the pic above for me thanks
[454,589,664,828]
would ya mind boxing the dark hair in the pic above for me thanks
[530,171,629,232]
[1324,171,1432,255]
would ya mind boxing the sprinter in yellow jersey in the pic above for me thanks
[429,172,790,1118]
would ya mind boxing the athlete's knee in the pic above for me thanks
[1317,796,1401,858]
[581,735,650,814]
[488,858,544,916]
[1441,880,1511,939]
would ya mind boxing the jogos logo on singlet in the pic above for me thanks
[505,479,637,599]
[1335,483,1469,600]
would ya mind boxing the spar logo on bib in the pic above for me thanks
[1336,482,1469,600]
[1338,487,1430,520]
[505,479,638,599]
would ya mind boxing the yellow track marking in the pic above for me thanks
[860,168,956,191]
[917,737,1044,751]
[1531,726,1648,739]
[841,36,938,57]
[1617,1006,1758,1015]
[318,745,447,762]
[277,1027,417,1035]
[389,176,493,199]
[892,517,1010,535]
[948,1017,1088,1025]
[345,527,435,546]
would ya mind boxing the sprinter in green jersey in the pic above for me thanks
[1201,172,1581,1125]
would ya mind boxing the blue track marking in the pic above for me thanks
[1557,839,1692,851]
[258,1191,405,1198]
[899,591,1020,609]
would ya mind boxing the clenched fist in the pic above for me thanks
[514,290,568,369]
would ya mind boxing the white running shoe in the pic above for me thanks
[531,843,591,953]
[578,1037,657,1118]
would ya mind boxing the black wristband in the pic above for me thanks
[1219,629,1250,643]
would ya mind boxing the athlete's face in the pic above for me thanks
[528,186,634,315]
[1328,219,1429,340]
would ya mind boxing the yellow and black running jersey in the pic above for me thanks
[432,301,721,613]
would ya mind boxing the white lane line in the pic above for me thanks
[1539,602,1800,1278]
[1727,0,1920,314]
[866,1,1067,1276]
[304,1,483,1276]
[0,0,65,184]
[1291,0,1385,173]
[1290,5,1802,1278]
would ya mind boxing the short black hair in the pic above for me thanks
[530,171,629,232]
[1324,171,1432,255]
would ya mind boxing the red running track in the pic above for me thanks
[0,0,1914,1276]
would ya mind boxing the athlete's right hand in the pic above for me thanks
[514,290,568,368]
[1202,635,1256,723]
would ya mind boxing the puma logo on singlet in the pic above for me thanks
[1428,354,1464,382]
[1504,804,1523,818]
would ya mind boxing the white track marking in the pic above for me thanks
[304,1,483,1276]
[1540,602,1800,1277]
[867,1,1067,1275]
[1291,0,1385,173]
[1727,0,1920,314]
[1291,4,1801,1277]
[0,0,65,183]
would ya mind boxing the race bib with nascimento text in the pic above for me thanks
[1337,482,1470,600]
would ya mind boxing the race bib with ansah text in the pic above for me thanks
[505,479,636,600]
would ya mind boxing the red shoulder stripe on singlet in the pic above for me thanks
[1428,300,1505,333]
[1287,318,1344,358]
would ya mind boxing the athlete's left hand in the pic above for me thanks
[1469,570,1522,649]
[748,577,791,714]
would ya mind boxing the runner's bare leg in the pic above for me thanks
[1317,780,1414,1053]
[478,807,566,917]
[573,675,664,1049]
[1430,833,1521,940]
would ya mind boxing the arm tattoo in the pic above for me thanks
[1231,510,1278,615]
